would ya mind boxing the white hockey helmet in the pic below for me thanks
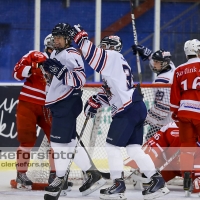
[99,35,123,52]
[44,34,54,50]
[184,39,200,57]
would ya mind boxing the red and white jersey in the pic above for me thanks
[124,121,180,169]
[45,47,86,105]
[13,50,47,105]
[79,40,135,116]
[143,122,180,160]
[170,57,200,120]
[146,61,175,127]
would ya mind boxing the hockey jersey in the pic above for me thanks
[45,47,86,105]
[145,61,175,128]
[143,122,180,161]
[78,40,135,116]
[170,57,200,120]
[13,50,47,105]
[124,122,180,170]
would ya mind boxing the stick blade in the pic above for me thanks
[44,194,58,200]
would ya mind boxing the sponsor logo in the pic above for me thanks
[180,102,200,110]
[57,65,68,78]
[106,137,113,141]
[170,130,179,137]
[49,65,59,73]
[50,135,61,139]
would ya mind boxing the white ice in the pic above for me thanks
[0,170,199,200]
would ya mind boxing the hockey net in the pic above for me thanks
[24,83,171,186]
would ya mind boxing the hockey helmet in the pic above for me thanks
[150,50,171,73]
[52,23,72,50]
[184,39,200,58]
[99,35,122,52]
[44,34,54,50]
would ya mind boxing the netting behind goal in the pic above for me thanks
[27,83,171,185]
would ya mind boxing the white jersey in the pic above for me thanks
[146,61,175,127]
[80,40,135,116]
[45,47,86,105]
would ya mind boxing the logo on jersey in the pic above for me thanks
[170,130,179,137]
[155,90,164,101]
[49,65,60,74]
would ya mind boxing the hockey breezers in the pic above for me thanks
[44,115,90,200]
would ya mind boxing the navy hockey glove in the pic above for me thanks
[84,95,101,118]
[68,24,88,45]
[43,59,68,81]
[132,44,152,61]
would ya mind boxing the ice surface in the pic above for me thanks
[0,170,199,200]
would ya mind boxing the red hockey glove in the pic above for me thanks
[84,95,101,118]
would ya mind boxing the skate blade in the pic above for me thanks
[16,183,32,190]
[82,178,106,196]
[45,189,67,197]
[100,193,127,200]
[143,186,170,200]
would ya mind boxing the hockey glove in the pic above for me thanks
[43,58,68,81]
[84,95,101,118]
[68,24,88,45]
[131,44,152,61]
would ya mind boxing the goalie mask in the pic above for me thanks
[52,23,72,51]
[149,50,171,74]
[44,34,54,50]
[99,35,123,52]
[184,39,200,59]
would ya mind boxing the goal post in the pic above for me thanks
[11,83,172,188]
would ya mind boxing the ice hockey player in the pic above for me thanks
[124,121,200,196]
[67,24,170,200]
[12,34,56,190]
[170,39,200,195]
[42,23,106,196]
[132,44,176,140]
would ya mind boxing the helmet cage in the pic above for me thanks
[52,23,71,51]
[44,34,54,50]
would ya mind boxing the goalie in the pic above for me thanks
[132,45,176,140]
[124,121,200,195]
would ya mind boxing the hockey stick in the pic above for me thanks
[44,115,90,200]
[130,149,180,183]
[130,0,142,84]
[76,132,110,179]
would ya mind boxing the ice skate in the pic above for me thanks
[142,171,170,199]
[45,176,73,196]
[48,172,73,192]
[79,169,106,196]
[183,172,192,197]
[100,178,126,200]
[16,172,33,190]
